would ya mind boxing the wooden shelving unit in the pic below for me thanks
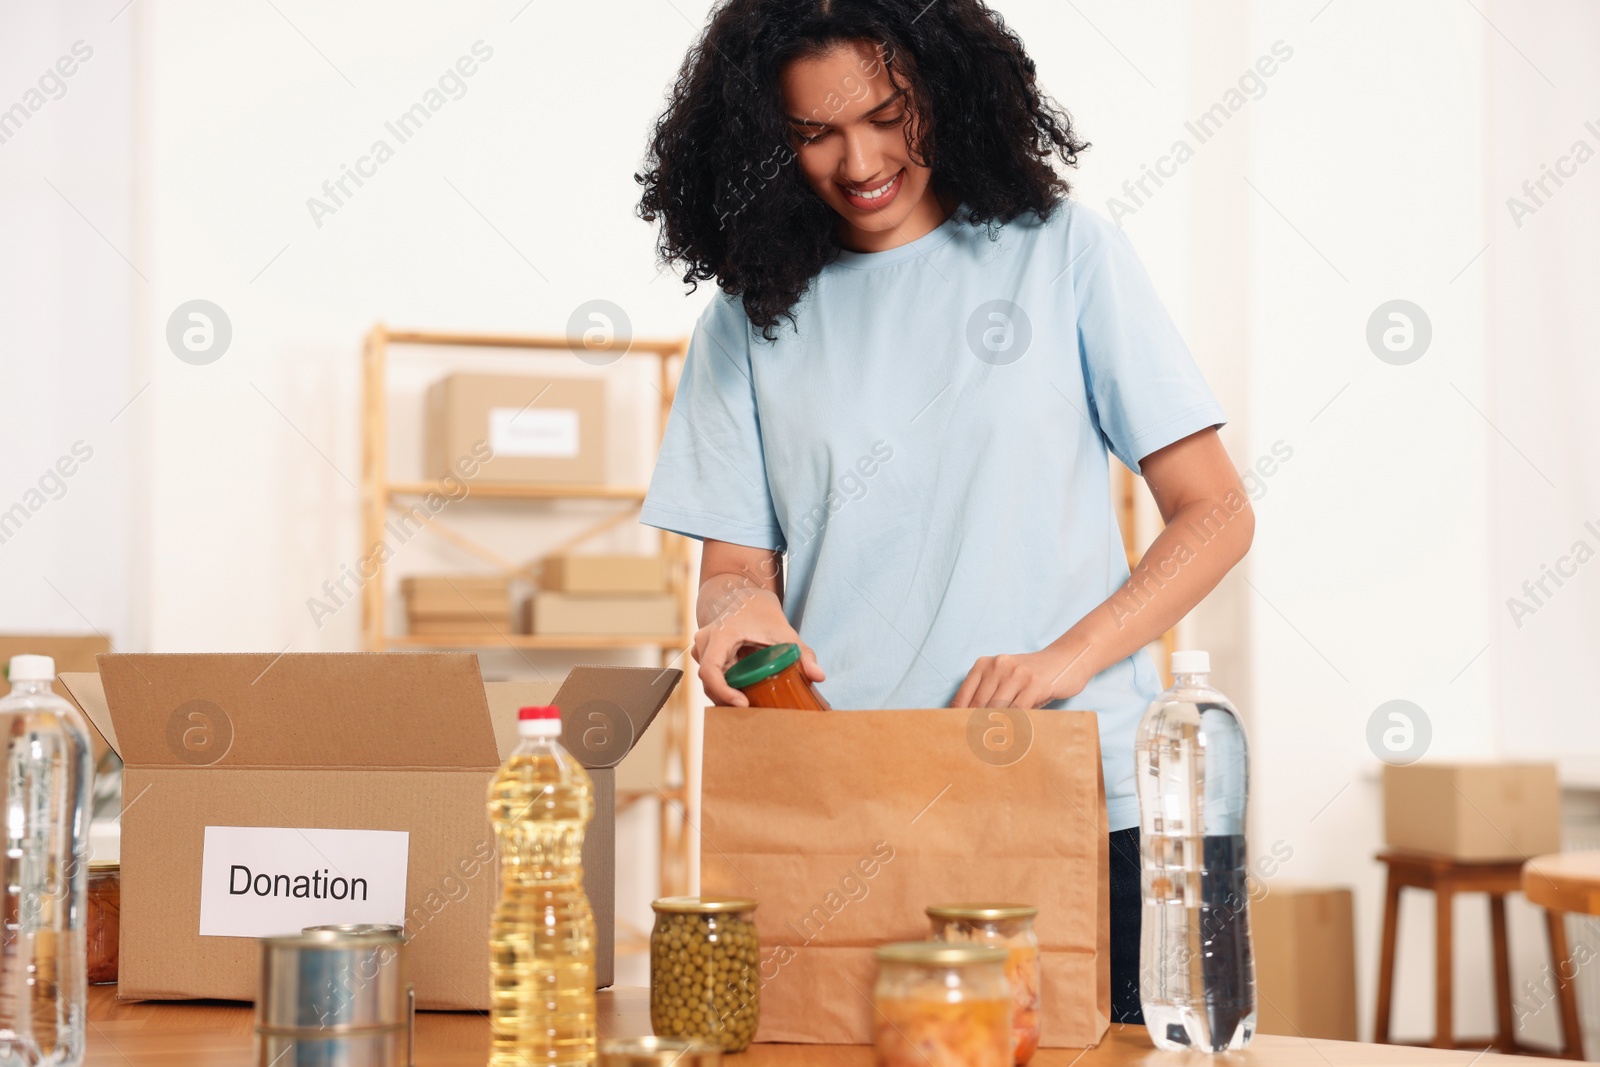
[360,324,694,899]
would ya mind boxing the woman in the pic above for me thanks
[635,0,1253,1023]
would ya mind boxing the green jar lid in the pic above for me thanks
[724,643,800,689]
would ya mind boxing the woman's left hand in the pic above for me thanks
[949,647,1090,709]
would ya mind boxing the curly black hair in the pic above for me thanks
[635,0,1089,340]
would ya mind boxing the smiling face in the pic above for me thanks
[779,39,950,253]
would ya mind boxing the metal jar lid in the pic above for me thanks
[925,903,1038,922]
[303,924,406,939]
[599,1036,722,1066]
[651,896,758,915]
[257,929,409,1034]
[875,941,1009,967]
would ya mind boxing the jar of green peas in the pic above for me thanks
[649,896,760,1051]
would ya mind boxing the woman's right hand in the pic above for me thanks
[692,582,825,707]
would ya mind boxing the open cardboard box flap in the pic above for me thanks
[91,652,500,769]
[61,656,676,769]
[59,652,679,1007]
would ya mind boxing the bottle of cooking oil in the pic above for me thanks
[488,705,597,1067]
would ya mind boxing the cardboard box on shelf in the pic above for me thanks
[59,653,677,1009]
[404,618,516,637]
[524,592,679,637]
[0,634,112,764]
[402,576,513,635]
[425,373,605,485]
[539,555,669,595]
[1383,762,1560,861]
[1252,885,1357,1041]
[400,576,511,616]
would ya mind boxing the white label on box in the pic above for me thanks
[198,826,409,938]
[489,406,580,458]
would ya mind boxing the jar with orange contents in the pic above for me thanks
[87,861,120,984]
[927,904,1041,1064]
[873,942,1010,1067]
[723,643,829,710]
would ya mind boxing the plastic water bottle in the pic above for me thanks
[487,705,597,1066]
[0,655,94,1067]
[1134,650,1255,1052]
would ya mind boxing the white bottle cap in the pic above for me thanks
[8,655,56,683]
[1170,650,1210,675]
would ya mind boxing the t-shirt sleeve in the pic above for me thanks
[1070,204,1227,475]
[640,291,786,551]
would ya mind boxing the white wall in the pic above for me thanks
[1245,0,1499,1044]
[1485,1,1600,779]
[0,6,133,643]
[129,0,715,653]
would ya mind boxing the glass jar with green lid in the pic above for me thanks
[649,896,760,1051]
[873,942,1011,1067]
[927,904,1041,1063]
[723,643,830,710]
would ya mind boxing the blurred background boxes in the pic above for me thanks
[539,555,668,595]
[524,592,679,637]
[1384,763,1561,861]
[1,634,112,764]
[1252,885,1358,1041]
[401,575,512,635]
[424,373,605,485]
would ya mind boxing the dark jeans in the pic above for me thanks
[1109,826,1144,1024]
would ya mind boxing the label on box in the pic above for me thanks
[198,826,410,937]
[489,406,580,458]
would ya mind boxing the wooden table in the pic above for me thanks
[1524,850,1600,917]
[86,985,1545,1066]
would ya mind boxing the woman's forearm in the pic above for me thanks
[692,540,825,704]
[697,570,780,628]
[1046,492,1254,689]
[695,540,784,628]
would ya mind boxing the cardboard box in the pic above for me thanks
[402,575,513,634]
[1252,885,1358,1040]
[425,373,605,485]
[59,653,677,1008]
[524,592,680,636]
[539,555,669,595]
[406,618,516,636]
[1383,762,1561,861]
[0,633,112,764]
[401,575,510,615]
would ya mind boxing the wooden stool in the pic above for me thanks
[1374,850,1582,1058]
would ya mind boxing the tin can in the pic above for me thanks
[599,1036,722,1066]
[256,927,411,1067]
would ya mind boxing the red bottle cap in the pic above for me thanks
[518,705,561,721]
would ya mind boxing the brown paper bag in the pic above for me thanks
[700,707,1110,1047]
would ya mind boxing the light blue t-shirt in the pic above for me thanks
[640,199,1225,832]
